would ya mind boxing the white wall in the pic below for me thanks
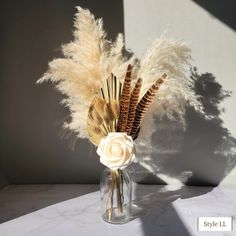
[124,0,236,186]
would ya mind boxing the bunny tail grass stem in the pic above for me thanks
[108,173,115,221]
[131,73,167,139]
[117,64,132,132]
[107,170,123,221]
[115,170,123,213]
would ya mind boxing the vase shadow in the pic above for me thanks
[130,184,213,235]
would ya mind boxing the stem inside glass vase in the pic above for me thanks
[100,168,131,224]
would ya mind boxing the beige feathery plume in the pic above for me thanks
[117,65,132,132]
[37,7,135,139]
[138,38,204,120]
[135,38,205,144]
[131,74,167,139]
[37,7,205,147]
[126,78,142,135]
[103,34,136,80]
[100,74,121,131]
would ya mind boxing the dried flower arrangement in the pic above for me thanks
[37,7,204,223]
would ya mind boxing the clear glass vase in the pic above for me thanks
[100,168,132,224]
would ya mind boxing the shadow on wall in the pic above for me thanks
[132,68,236,186]
[0,184,99,223]
[0,0,124,185]
[193,0,236,32]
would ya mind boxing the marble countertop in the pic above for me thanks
[0,184,235,236]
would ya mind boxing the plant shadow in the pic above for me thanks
[132,68,236,186]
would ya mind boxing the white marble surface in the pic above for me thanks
[0,184,235,236]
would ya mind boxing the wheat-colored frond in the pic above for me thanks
[126,78,142,135]
[101,74,122,103]
[87,97,108,145]
[87,96,119,145]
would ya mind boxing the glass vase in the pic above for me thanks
[100,168,132,224]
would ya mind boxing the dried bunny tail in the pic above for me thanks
[87,96,120,145]
[92,98,107,125]
[131,74,167,139]
[126,78,142,135]
[103,102,118,130]
[107,100,119,121]
[87,97,108,145]
[117,64,132,132]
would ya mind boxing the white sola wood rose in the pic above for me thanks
[97,132,135,170]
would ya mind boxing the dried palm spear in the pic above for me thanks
[101,74,122,103]
[126,78,142,135]
[117,64,132,132]
[131,73,167,139]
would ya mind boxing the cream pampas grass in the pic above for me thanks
[38,7,205,144]
[37,7,135,138]
[135,38,205,142]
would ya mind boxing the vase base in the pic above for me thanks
[102,204,131,224]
